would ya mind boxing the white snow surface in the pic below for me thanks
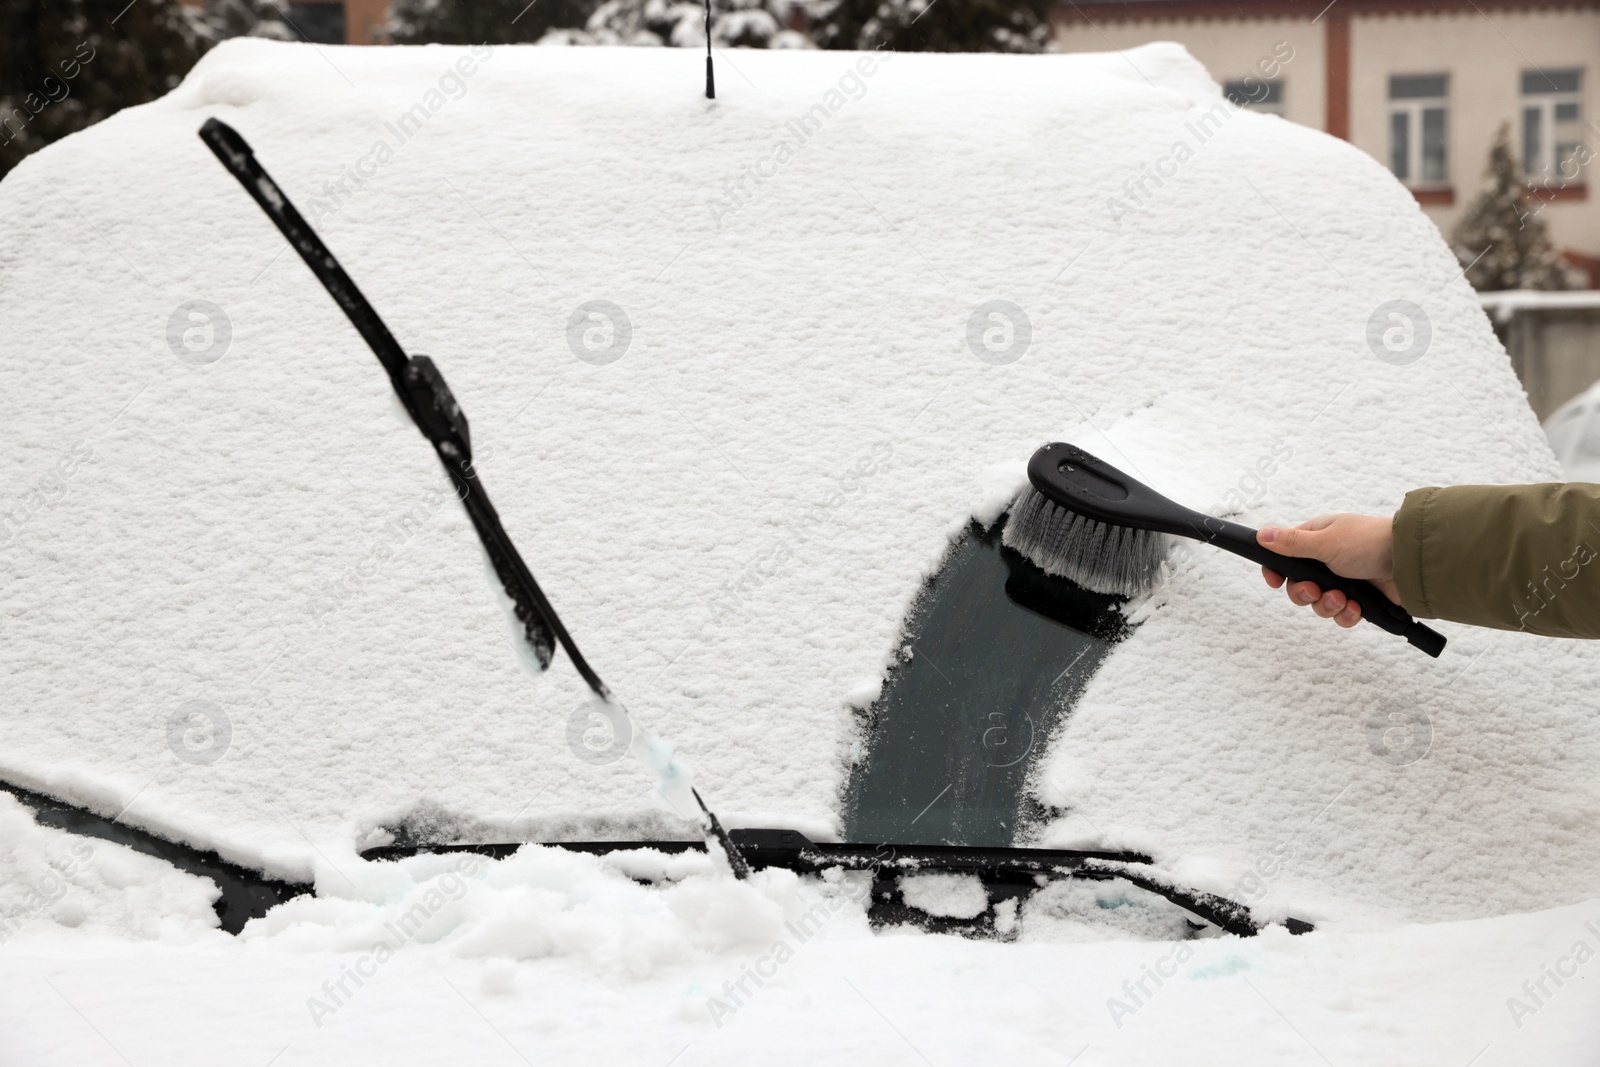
[4,836,1600,1066]
[2,37,1598,986]
[0,793,219,943]
[897,872,988,919]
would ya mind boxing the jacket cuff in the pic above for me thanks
[1391,487,1439,618]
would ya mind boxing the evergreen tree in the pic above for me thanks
[199,0,293,43]
[1450,124,1571,292]
[574,0,803,48]
[0,0,294,182]
[386,0,605,46]
[803,0,1054,53]
[0,0,205,180]
[391,0,1047,51]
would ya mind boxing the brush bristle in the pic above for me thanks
[1002,490,1168,597]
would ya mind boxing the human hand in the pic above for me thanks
[1256,514,1399,628]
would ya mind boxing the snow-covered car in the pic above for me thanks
[1545,378,1600,481]
[2,39,1596,1064]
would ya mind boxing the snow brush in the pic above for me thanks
[197,118,749,878]
[1003,443,1447,658]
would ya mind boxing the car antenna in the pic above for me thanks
[704,0,715,99]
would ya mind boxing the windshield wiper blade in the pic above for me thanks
[197,118,748,878]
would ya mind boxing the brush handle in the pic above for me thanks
[1023,444,1446,658]
[1197,518,1446,658]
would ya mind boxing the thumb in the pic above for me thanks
[1258,524,1322,558]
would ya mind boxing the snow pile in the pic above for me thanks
[897,872,988,919]
[0,794,218,942]
[0,39,1597,942]
[1022,879,1199,943]
[245,845,818,979]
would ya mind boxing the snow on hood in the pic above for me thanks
[0,39,1594,926]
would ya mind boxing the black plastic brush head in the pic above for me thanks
[1004,489,1167,596]
[1002,444,1174,597]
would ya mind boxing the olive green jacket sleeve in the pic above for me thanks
[1391,482,1600,638]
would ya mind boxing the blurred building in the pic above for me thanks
[1052,0,1600,286]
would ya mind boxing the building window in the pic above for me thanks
[287,2,346,45]
[1389,74,1449,186]
[1521,69,1585,182]
[1224,78,1283,115]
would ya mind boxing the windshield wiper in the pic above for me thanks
[197,118,748,878]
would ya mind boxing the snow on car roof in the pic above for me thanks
[1,39,1594,928]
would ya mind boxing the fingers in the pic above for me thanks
[1281,581,1363,628]
[1310,589,1345,620]
[1285,580,1321,606]
[1259,518,1377,633]
[1258,521,1324,558]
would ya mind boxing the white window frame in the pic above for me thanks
[1388,75,1449,188]
[1521,69,1585,182]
